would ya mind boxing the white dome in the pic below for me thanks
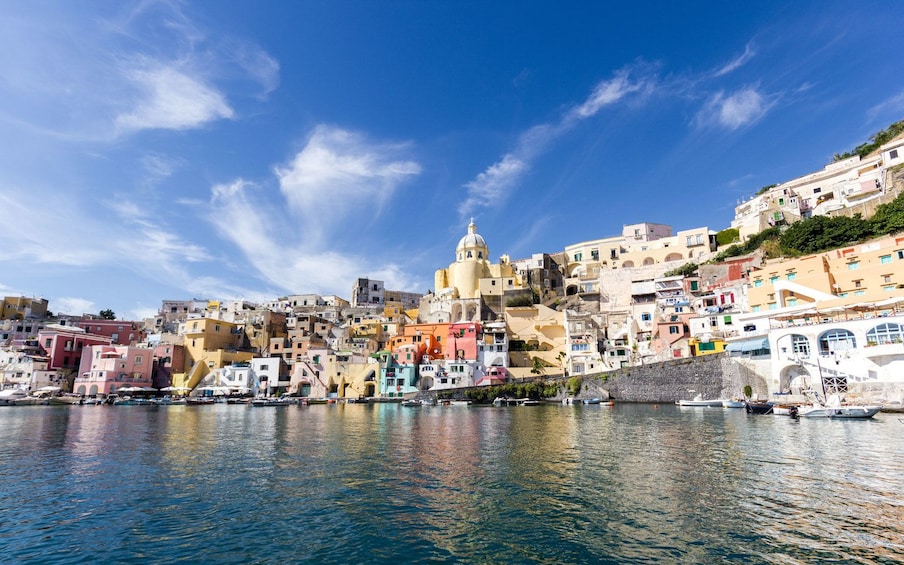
[456,219,488,253]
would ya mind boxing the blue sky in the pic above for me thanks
[2,1,903,321]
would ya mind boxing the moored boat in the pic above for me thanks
[0,388,29,406]
[678,394,723,407]
[48,394,83,405]
[798,395,880,419]
[722,399,745,408]
[745,401,774,414]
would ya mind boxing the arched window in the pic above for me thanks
[818,329,856,355]
[866,323,904,345]
[467,251,472,258]
[477,252,483,259]
[643,257,654,266]
[791,334,810,357]
[622,261,634,268]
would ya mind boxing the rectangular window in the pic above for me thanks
[788,298,798,306]
[753,280,763,287]
[769,276,779,284]
[880,255,892,264]
[848,262,859,270]
[690,281,699,291]
[813,187,821,194]
[686,236,692,246]
[669,326,679,334]
[778,198,785,206]
[641,313,652,322]
[883,275,892,283]
[723,315,732,325]
[854,290,865,296]
[891,149,899,159]
[854,280,862,288]
[787,273,796,280]
[768,303,777,310]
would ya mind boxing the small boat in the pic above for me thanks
[0,388,29,406]
[772,404,800,416]
[48,394,83,405]
[400,399,422,407]
[582,398,602,405]
[798,395,880,419]
[745,401,774,414]
[722,399,745,408]
[678,394,723,407]
[250,398,292,407]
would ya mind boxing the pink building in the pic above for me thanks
[151,343,185,390]
[446,322,481,361]
[74,345,154,396]
[75,319,145,345]
[38,325,112,372]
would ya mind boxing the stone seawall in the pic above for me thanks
[580,353,769,403]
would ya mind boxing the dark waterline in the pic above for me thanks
[1,403,902,564]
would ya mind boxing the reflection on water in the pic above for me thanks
[0,403,902,564]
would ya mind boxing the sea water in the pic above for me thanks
[1,402,902,564]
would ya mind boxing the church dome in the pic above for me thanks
[456,219,488,260]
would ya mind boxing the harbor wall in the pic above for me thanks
[581,353,769,403]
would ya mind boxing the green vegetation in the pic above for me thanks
[778,191,904,255]
[715,227,740,246]
[663,262,699,278]
[712,227,781,261]
[743,385,753,399]
[566,376,583,396]
[99,309,116,320]
[464,381,560,403]
[833,120,904,162]
[755,183,778,195]
[707,191,904,261]
[506,294,534,307]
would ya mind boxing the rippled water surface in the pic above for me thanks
[1,403,902,563]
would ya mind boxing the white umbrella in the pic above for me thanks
[38,386,62,392]
[118,386,142,392]
[141,387,157,392]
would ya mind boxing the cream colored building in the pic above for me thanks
[423,220,526,323]
[731,149,891,241]
[748,234,904,312]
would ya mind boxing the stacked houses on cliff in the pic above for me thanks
[2,133,904,402]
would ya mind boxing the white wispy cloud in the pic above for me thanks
[714,43,756,77]
[53,297,97,316]
[867,90,904,122]
[209,127,423,295]
[275,125,421,244]
[0,2,275,140]
[695,87,772,130]
[115,63,234,133]
[459,64,655,218]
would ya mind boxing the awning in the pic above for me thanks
[725,338,770,353]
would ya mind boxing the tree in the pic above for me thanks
[869,192,904,236]
[99,309,116,320]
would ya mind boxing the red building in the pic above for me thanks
[446,322,481,361]
[37,325,112,372]
[75,319,145,345]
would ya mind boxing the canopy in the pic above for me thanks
[37,386,62,392]
[725,338,770,353]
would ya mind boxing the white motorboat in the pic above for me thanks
[678,394,723,407]
[798,394,881,419]
[722,399,745,408]
[0,388,29,406]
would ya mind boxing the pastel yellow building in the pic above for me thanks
[748,234,904,312]
[172,317,253,391]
